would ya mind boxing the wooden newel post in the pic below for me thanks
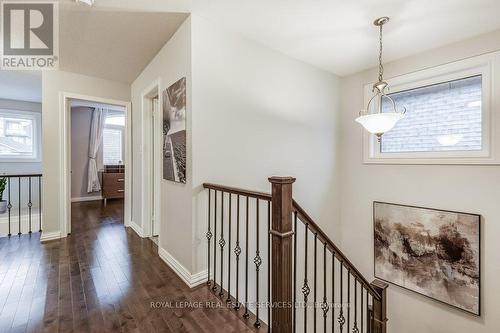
[268,176,296,333]
[370,280,389,333]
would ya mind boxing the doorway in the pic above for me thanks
[141,79,162,245]
[151,96,159,239]
[61,93,131,236]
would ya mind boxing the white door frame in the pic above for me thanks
[60,92,132,236]
[141,78,162,243]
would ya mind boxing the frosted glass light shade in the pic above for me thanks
[76,0,94,6]
[355,112,404,136]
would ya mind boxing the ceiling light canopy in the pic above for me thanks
[356,17,406,141]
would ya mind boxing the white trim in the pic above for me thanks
[71,100,126,112]
[363,52,499,165]
[40,231,62,242]
[71,195,103,203]
[140,79,162,244]
[128,220,144,238]
[158,247,208,288]
[59,92,132,237]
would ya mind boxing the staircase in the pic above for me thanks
[203,177,388,333]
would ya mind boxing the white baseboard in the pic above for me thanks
[158,247,208,288]
[40,231,62,242]
[129,220,144,238]
[71,196,103,203]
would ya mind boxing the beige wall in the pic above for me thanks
[42,70,130,236]
[339,29,500,333]
[70,106,103,200]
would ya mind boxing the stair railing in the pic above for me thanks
[203,176,388,333]
[0,174,43,237]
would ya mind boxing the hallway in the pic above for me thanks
[0,200,261,333]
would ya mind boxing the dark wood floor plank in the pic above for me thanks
[0,200,264,333]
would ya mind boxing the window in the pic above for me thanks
[363,54,496,165]
[0,109,41,162]
[381,76,482,153]
[103,128,122,165]
[102,112,124,165]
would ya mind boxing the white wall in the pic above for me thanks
[129,14,341,288]
[0,98,42,175]
[339,29,500,333]
[42,70,130,235]
[130,17,192,269]
[191,15,341,272]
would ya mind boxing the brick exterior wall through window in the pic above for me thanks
[381,75,482,153]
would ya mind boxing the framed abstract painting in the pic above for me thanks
[373,201,480,315]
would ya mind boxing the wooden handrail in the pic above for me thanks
[203,183,271,201]
[292,199,381,300]
[0,174,43,178]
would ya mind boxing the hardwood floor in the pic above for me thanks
[0,200,263,333]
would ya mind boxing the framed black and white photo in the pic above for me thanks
[162,77,186,183]
[373,201,480,315]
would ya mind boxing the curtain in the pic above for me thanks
[87,107,106,193]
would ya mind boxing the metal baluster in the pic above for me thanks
[243,196,250,319]
[7,177,12,237]
[28,177,32,234]
[18,177,21,235]
[212,190,218,292]
[219,192,225,297]
[38,176,42,232]
[293,212,297,333]
[302,224,310,333]
[338,263,345,332]
[226,194,232,302]
[313,233,317,332]
[368,294,372,333]
[347,270,350,332]
[353,279,359,333]
[321,243,329,332]
[332,252,335,331]
[206,189,212,286]
[361,287,364,333]
[267,200,271,331]
[234,195,241,310]
[254,198,262,328]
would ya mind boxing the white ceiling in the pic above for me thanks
[0,71,42,103]
[90,0,500,77]
[59,2,188,83]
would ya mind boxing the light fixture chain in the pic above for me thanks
[378,24,384,82]
[356,16,405,140]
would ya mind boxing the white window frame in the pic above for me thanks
[0,109,42,162]
[362,53,497,165]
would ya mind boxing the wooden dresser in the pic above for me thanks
[102,165,125,205]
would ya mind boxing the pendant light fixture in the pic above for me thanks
[356,17,406,141]
[75,0,95,6]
